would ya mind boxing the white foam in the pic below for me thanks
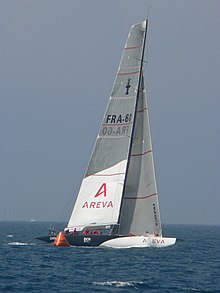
[6,235,14,238]
[93,281,143,288]
[8,242,34,246]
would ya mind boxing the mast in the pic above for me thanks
[117,20,148,232]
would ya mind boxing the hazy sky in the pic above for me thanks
[0,0,219,225]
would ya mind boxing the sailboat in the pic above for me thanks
[37,20,176,248]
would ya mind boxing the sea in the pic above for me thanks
[0,222,219,293]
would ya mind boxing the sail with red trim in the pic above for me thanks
[67,21,148,231]
[66,20,162,237]
[119,73,162,236]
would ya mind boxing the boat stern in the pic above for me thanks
[100,235,176,248]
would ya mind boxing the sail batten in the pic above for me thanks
[124,193,157,200]
[117,71,139,76]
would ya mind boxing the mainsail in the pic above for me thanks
[119,73,162,236]
[67,20,161,236]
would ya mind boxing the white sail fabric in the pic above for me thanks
[67,21,147,229]
[67,161,126,227]
[119,74,162,236]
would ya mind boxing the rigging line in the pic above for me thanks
[63,137,96,227]
[147,5,152,18]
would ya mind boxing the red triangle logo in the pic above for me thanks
[94,183,107,197]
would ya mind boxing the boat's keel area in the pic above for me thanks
[50,231,176,248]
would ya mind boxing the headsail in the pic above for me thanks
[119,73,162,236]
[67,21,147,229]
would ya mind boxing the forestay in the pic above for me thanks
[67,21,147,229]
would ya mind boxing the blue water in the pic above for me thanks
[0,222,219,292]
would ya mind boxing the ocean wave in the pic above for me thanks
[6,235,14,238]
[8,242,34,246]
[92,280,143,288]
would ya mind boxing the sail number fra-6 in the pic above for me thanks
[101,113,132,136]
[105,113,132,124]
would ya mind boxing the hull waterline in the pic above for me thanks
[36,235,56,243]
[36,234,176,248]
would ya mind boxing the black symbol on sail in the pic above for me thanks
[125,78,131,95]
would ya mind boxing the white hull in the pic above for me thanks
[100,235,176,248]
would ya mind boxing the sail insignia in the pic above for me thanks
[125,78,131,95]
